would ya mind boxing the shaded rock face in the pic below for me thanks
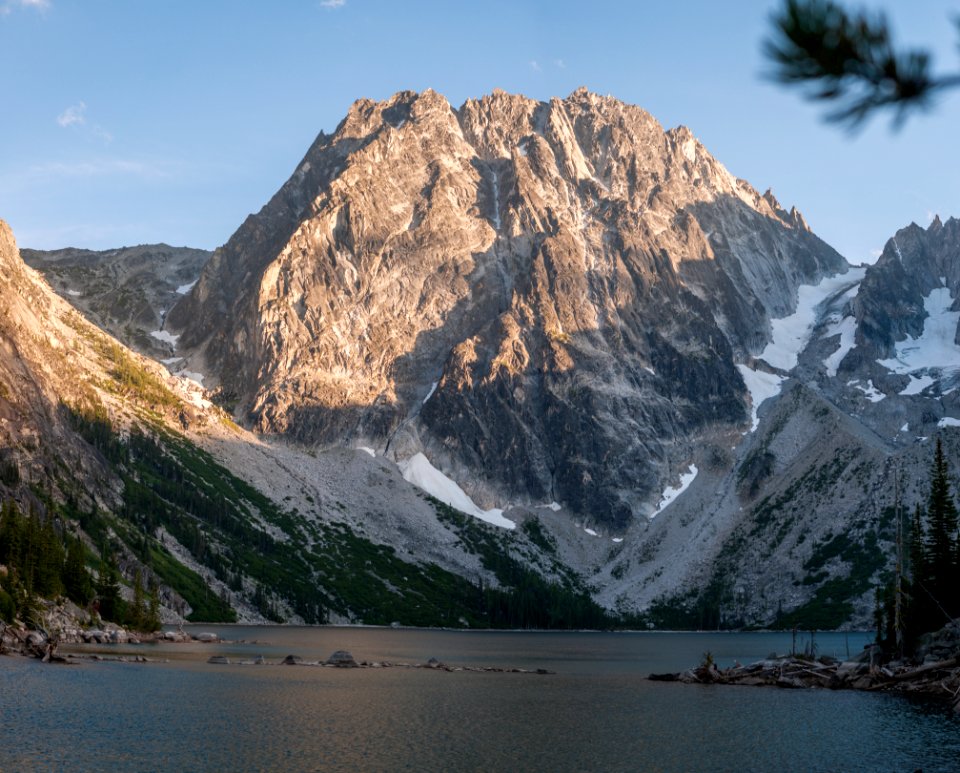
[846,216,960,368]
[169,88,846,528]
[21,244,210,361]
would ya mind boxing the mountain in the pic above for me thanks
[595,215,960,628]
[167,88,846,530]
[2,218,604,628]
[10,86,960,631]
[21,243,210,365]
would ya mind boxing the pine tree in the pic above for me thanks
[63,535,93,605]
[130,570,146,630]
[905,503,931,643]
[144,582,161,632]
[36,512,65,598]
[95,550,123,623]
[925,438,959,621]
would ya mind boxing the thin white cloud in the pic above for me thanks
[553,59,566,69]
[529,60,541,72]
[44,159,173,178]
[56,101,113,144]
[57,101,86,128]
[0,0,50,15]
[320,0,345,7]
[10,159,179,190]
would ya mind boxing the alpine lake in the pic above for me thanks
[2,626,958,772]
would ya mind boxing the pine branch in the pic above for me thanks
[765,0,960,128]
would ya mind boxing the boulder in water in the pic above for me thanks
[325,650,358,667]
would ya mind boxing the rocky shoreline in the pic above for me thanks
[2,613,555,675]
[206,650,554,674]
[651,623,960,714]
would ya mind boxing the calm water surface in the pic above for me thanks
[2,627,957,772]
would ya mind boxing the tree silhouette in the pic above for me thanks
[766,0,960,127]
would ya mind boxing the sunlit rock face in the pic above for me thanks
[168,88,846,528]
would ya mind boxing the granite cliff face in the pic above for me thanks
[0,220,114,502]
[168,88,846,529]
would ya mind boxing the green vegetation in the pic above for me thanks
[61,400,611,629]
[0,498,160,631]
[876,438,960,654]
[433,499,613,629]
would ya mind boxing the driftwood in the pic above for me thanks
[887,656,960,682]
[654,652,960,711]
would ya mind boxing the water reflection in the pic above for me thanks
[2,628,957,772]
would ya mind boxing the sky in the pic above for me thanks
[1,0,959,264]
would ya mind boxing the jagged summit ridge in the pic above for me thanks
[167,88,847,528]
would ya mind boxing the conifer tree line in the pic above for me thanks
[0,497,160,631]
[878,438,960,653]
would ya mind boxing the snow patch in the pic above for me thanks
[399,453,515,530]
[176,279,198,295]
[878,287,960,378]
[901,423,909,432]
[611,537,623,543]
[937,417,960,428]
[892,237,904,262]
[357,446,376,458]
[422,381,438,405]
[179,370,205,387]
[823,315,858,377]
[161,357,182,365]
[651,464,698,519]
[643,366,656,376]
[66,289,82,297]
[900,374,935,396]
[584,527,598,537]
[736,364,785,431]
[150,329,179,346]
[851,379,885,402]
[761,269,865,371]
[489,169,501,231]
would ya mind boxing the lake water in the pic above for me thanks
[2,626,958,772]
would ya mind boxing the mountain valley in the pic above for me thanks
[5,89,960,631]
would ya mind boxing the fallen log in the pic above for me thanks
[887,656,960,683]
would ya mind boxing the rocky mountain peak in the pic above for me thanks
[844,215,960,368]
[167,88,847,528]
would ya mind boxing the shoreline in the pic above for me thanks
[652,624,960,715]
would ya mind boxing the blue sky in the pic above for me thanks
[1,0,958,263]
